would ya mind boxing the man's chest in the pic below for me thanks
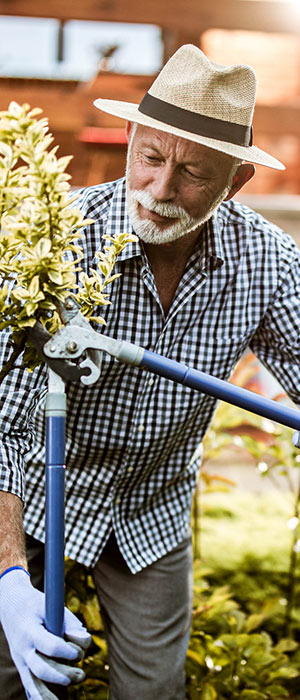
[151,264,187,316]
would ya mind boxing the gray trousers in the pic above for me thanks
[0,531,193,700]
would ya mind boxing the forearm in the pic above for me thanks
[0,491,27,575]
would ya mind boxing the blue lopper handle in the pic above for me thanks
[45,392,66,638]
[141,350,300,431]
[43,344,300,641]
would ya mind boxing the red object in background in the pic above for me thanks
[78,127,127,144]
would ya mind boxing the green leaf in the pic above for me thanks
[248,652,275,667]
[240,692,267,699]
[0,142,12,159]
[48,268,63,285]
[102,273,121,287]
[36,237,52,258]
[91,635,108,653]
[265,685,289,697]
[275,638,299,653]
[24,301,38,316]
[28,275,40,298]
[65,594,81,614]
[88,316,106,325]
[11,286,28,300]
[269,666,299,679]
[245,614,267,633]
[186,648,205,666]
[200,683,217,700]
[81,596,103,631]
[17,316,36,328]
[8,100,23,116]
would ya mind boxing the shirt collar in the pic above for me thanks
[199,210,225,270]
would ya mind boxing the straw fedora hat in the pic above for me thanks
[94,44,284,171]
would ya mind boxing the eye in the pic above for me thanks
[144,154,161,164]
[184,168,202,180]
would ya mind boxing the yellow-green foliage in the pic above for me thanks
[65,491,300,700]
[0,101,136,371]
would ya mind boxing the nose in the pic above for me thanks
[150,163,177,202]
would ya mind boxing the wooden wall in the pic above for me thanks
[1,2,300,191]
[2,0,300,35]
[2,69,300,191]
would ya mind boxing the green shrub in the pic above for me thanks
[186,565,300,699]
[64,546,300,699]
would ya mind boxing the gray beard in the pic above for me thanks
[126,187,230,244]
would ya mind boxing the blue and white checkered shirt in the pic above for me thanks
[0,177,300,572]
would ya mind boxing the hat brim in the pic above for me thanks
[94,98,285,171]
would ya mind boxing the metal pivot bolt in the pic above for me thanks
[64,299,74,310]
[66,341,78,353]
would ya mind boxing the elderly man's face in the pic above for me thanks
[125,123,239,245]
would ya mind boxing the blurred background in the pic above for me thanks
[1,0,300,242]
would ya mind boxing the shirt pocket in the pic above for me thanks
[190,330,257,380]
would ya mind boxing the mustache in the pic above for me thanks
[131,189,192,220]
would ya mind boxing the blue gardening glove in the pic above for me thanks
[0,567,91,700]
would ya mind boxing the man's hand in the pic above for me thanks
[0,567,91,700]
[23,649,85,700]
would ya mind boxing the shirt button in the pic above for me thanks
[138,424,145,432]
[115,498,121,504]
[127,466,134,473]
[148,378,154,387]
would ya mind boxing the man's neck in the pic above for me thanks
[142,226,203,270]
[142,227,203,316]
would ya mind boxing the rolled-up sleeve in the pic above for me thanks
[0,328,47,499]
[250,238,300,405]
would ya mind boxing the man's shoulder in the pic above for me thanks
[219,199,298,255]
[219,198,277,230]
[74,177,126,218]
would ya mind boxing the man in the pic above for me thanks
[0,44,299,700]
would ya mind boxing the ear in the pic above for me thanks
[223,163,256,201]
[125,121,133,143]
